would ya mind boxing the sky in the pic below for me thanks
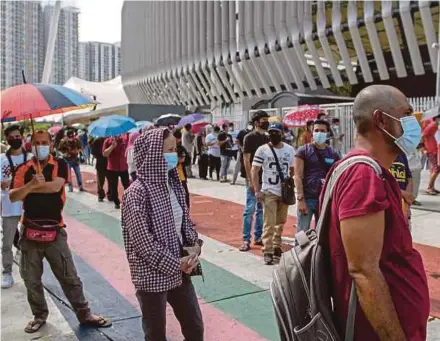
[75,0,124,43]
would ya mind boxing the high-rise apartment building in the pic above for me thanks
[43,4,79,85]
[77,41,121,82]
[1,1,44,89]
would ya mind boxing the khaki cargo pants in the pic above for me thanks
[262,192,288,254]
[20,228,90,321]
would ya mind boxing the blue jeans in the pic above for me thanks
[220,155,231,178]
[242,182,263,242]
[297,199,319,233]
[66,160,83,188]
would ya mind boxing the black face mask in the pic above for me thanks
[260,121,269,130]
[269,134,282,145]
[7,138,22,150]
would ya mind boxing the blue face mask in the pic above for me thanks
[381,113,421,155]
[163,152,178,171]
[313,132,328,145]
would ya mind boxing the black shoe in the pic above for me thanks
[254,239,264,246]
[264,253,273,265]
[273,247,283,264]
[114,203,120,209]
[98,198,104,202]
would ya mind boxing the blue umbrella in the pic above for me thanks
[88,115,136,137]
[129,120,153,132]
[177,113,204,128]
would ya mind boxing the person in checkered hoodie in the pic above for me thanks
[121,128,204,341]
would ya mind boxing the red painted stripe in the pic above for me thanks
[63,214,268,340]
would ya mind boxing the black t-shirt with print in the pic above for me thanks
[217,131,233,156]
[242,131,269,179]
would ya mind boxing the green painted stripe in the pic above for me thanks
[65,197,280,340]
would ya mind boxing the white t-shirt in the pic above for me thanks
[252,143,295,197]
[0,152,31,217]
[168,186,183,243]
[205,133,221,157]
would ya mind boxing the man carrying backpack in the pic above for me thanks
[327,85,428,340]
[0,125,31,288]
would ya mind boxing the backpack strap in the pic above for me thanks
[314,155,382,341]
[5,148,27,178]
[268,143,285,183]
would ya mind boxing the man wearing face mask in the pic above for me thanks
[251,122,295,265]
[326,85,429,341]
[238,111,270,252]
[294,119,340,232]
[9,130,112,333]
[0,125,31,288]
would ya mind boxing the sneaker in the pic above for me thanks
[68,186,73,193]
[114,203,120,210]
[220,178,227,183]
[273,247,283,264]
[98,198,104,203]
[264,253,274,265]
[254,239,263,246]
[1,273,14,289]
[79,186,85,192]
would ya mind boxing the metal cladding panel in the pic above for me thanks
[121,1,439,106]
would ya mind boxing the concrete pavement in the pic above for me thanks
[1,162,439,340]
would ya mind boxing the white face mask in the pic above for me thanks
[32,145,50,160]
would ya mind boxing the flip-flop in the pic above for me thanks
[425,189,438,196]
[24,319,46,333]
[80,316,112,328]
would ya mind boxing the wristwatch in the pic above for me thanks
[297,195,304,201]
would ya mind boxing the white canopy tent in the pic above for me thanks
[38,76,130,124]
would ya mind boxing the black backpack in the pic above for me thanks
[270,156,382,341]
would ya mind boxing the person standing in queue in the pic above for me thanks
[91,137,111,202]
[1,125,31,288]
[326,85,429,340]
[9,130,111,333]
[102,134,130,209]
[238,111,270,252]
[122,128,204,341]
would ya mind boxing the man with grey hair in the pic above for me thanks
[325,85,429,341]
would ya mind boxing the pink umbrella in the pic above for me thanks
[191,121,209,134]
[214,119,229,127]
[48,125,62,135]
[282,105,320,128]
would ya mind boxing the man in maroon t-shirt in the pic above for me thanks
[326,85,429,341]
[103,135,130,209]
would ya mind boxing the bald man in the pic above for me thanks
[325,85,429,341]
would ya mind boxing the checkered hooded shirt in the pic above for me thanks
[121,128,198,292]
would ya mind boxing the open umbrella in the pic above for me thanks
[1,83,97,171]
[191,120,210,134]
[88,115,136,137]
[282,105,320,128]
[422,106,440,121]
[48,125,62,135]
[214,119,229,127]
[129,120,153,132]
[155,113,181,126]
[1,83,97,122]
[177,113,204,128]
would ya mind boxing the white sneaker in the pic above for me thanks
[1,273,14,289]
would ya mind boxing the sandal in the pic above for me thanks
[24,319,46,333]
[80,316,112,328]
[425,189,438,196]
[239,241,251,252]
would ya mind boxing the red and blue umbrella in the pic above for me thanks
[1,83,97,122]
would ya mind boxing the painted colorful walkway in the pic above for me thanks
[2,168,439,341]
